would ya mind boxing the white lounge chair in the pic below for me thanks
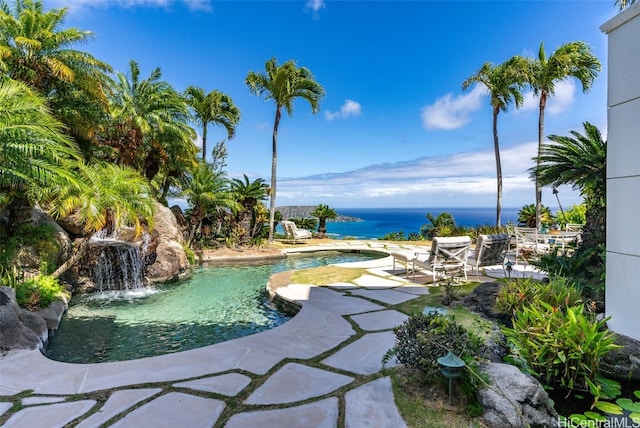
[414,236,472,286]
[281,220,312,244]
[468,233,510,278]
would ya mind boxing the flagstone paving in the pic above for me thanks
[0,241,542,427]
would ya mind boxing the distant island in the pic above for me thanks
[277,206,362,223]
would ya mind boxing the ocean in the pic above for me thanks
[322,207,520,240]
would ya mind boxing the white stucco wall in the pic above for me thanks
[601,4,640,340]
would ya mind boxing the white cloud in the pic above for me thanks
[325,99,362,121]
[304,0,326,13]
[421,85,486,130]
[276,140,582,208]
[48,0,212,13]
[519,79,576,116]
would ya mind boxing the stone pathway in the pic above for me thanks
[0,241,544,427]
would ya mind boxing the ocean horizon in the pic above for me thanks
[321,207,521,240]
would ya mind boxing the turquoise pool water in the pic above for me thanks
[44,250,384,363]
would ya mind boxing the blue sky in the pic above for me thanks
[48,0,616,211]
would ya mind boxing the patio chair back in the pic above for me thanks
[419,236,472,286]
[468,233,510,276]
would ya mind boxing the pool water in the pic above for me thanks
[44,250,384,363]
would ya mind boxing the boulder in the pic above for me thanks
[146,240,188,283]
[153,202,184,242]
[478,362,559,428]
[36,298,68,331]
[602,332,640,383]
[10,206,72,274]
[144,203,189,283]
[0,287,48,352]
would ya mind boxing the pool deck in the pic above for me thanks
[0,241,544,427]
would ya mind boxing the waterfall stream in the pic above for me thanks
[92,244,145,291]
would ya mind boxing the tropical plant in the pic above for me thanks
[183,161,240,246]
[503,302,620,397]
[0,77,82,232]
[12,272,68,309]
[311,204,337,238]
[46,162,156,278]
[615,0,638,10]
[184,86,240,161]
[289,217,317,231]
[517,203,552,227]
[102,60,195,181]
[556,204,586,230]
[533,122,606,251]
[230,174,268,246]
[0,0,112,98]
[495,276,583,316]
[523,41,600,229]
[0,0,112,155]
[383,312,486,406]
[246,57,324,242]
[462,57,527,227]
[420,212,457,239]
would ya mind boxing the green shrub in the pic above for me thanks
[384,312,486,376]
[13,274,68,309]
[503,302,621,396]
[495,277,583,316]
[384,312,487,409]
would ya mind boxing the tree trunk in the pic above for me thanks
[52,238,89,279]
[317,218,327,239]
[493,107,502,227]
[535,92,547,230]
[268,106,281,243]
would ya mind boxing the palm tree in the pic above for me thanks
[420,212,457,239]
[46,162,156,278]
[104,60,194,179]
[0,0,112,97]
[615,0,637,9]
[462,57,527,227]
[525,41,600,229]
[0,0,112,151]
[311,204,337,238]
[230,174,268,245]
[246,57,324,243]
[184,86,240,161]
[517,203,553,228]
[533,122,606,250]
[0,77,81,231]
[183,161,240,244]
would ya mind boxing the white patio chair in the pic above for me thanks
[513,226,550,264]
[468,233,510,278]
[414,236,472,286]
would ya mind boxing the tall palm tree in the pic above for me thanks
[533,122,606,250]
[230,174,268,245]
[311,204,337,238]
[462,58,527,227]
[104,60,194,180]
[526,41,600,229]
[183,86,240,161]
[0,0,112,97]
[246,57,324,243]
[0,77,81,231]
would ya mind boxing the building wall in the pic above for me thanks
[601,4,640,341]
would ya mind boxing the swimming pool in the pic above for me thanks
[44,250,384,363]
